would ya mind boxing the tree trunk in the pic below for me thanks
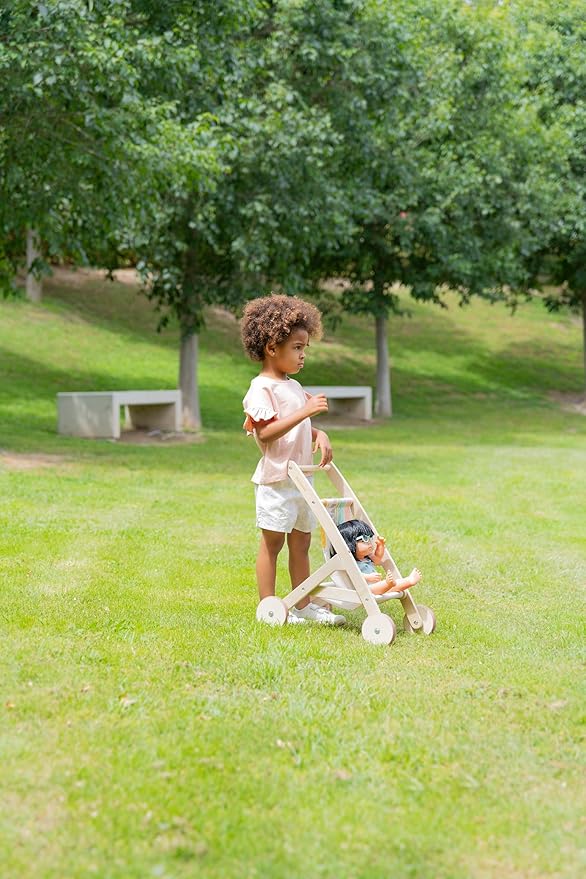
[25,228,42,302]
[375,313,392,417]
[179,331,201,430]
[581,290,586,394]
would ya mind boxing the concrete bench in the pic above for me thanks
[57,390,182,439]
[304,386,372,421]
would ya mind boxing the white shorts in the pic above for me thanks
[255,478,317,534]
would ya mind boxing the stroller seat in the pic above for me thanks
[316,497,405,611]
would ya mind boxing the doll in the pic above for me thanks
[335,519,421,595]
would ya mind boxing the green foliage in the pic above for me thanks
[511,0,586,310]
[2,0,584,401]
[304,1,557,314]
[132,2,348,335]
[0,1,226,290]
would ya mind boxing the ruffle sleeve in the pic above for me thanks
[242,385,278,435]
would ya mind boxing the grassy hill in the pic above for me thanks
[1,270,584,879]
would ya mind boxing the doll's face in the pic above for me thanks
[355,533,376,559]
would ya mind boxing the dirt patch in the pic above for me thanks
[549,391,586,416]
[0,451,72,471]
[113,429,205,445]
[49,266,141,288]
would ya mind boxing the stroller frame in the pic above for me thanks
[256,461,436,645]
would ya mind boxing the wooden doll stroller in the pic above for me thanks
[256,461,436,645]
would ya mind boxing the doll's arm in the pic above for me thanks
[364,572,383,584]
[371,536,386,565]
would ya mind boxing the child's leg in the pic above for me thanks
[286,528,311,609]
[256,529,286,600]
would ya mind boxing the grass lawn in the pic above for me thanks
[1,270,585,879]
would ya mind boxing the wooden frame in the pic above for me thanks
[285,461,425,631]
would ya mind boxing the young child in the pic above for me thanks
[241,293,345,625]
[335,519,421,595]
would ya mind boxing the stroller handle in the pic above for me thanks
[299,464,332,472]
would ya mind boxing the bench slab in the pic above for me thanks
[57,391,182,439]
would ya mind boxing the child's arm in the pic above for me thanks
[312,427,332,467]
[255,395,328,443]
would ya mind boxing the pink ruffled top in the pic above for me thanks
[243,375,312,484]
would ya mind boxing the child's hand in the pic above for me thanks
[304,394,328,417]
[312,429,332,467]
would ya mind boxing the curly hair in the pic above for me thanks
[241,293,323,362]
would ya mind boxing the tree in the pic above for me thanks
[266,0,560,416]
[0,0,205,299]
[129,1,348,428]
[1,1,342,428]
[345,0,558,415]
[511,0,586,390]
[0,0,236,435]
[122,0,271,429]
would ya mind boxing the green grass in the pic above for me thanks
[1,270,585,879]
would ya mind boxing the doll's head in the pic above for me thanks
[333,519,376,559]
[241,293,322,363]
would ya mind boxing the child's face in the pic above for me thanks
[270,328,309,376]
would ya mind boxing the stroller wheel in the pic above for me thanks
[362,614,396,646]
[403,604,436,635]
[256,596,288,626]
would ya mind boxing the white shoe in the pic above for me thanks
[287,611,308,624]
[289,603,346,626]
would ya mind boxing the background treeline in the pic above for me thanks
[1,0,584,425]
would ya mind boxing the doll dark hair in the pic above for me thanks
[331,519,374,558]
[241,293,322,362]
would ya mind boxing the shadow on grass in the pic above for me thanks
[44,275,175,348]
[468,339,582,394]
[45,278,250,369]
[0,348,176,402]
[0,342,248,440]
[45,274,581,402]
[4,275,583,460]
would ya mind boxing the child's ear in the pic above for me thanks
[265,342,276,358]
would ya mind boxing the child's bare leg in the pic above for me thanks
[384,567,421,594]
[287,528,311,609]
[256,529,285,600]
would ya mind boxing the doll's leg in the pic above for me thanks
[369,576,391,595]
[256,529,286,600]
[384,567,422,593]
